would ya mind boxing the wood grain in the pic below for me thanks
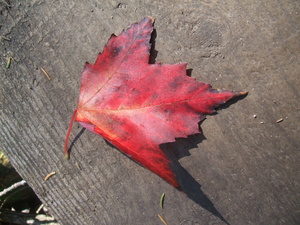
[1,0,299,224]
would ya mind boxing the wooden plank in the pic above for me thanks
[1,0,299,224]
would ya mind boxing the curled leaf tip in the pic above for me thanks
[148,16,155,23]
[240,91,248,95]
[233,91,248,98]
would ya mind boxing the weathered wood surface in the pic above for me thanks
[1,1,299,224]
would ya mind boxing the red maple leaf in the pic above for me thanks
[65,17,246,189]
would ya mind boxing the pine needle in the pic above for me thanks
[40,67,51,80]
[44,172,56,181]
[160,193,165,209]
[158,214,168,225]
[6,57,13,69]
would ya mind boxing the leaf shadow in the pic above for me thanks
[68,125,229,224]
[149,29,157,64]
[186,68,193,77]
[160,126,230,225]
[68,127,86,155]
[159,94,246,224]
[148,28,232,222]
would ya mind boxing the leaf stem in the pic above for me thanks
[64,109,78,158]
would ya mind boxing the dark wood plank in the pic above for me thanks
[1,0,299,224]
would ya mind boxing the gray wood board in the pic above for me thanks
[1,1,299,224]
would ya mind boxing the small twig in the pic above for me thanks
[0,209,60,225]
[158,214,168,225]
[0,184,29,209]
[40,67,51,80]
[36,204,44,214]
[0,180,27,198]
[44,172,56,181]
[276,118,283,123]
